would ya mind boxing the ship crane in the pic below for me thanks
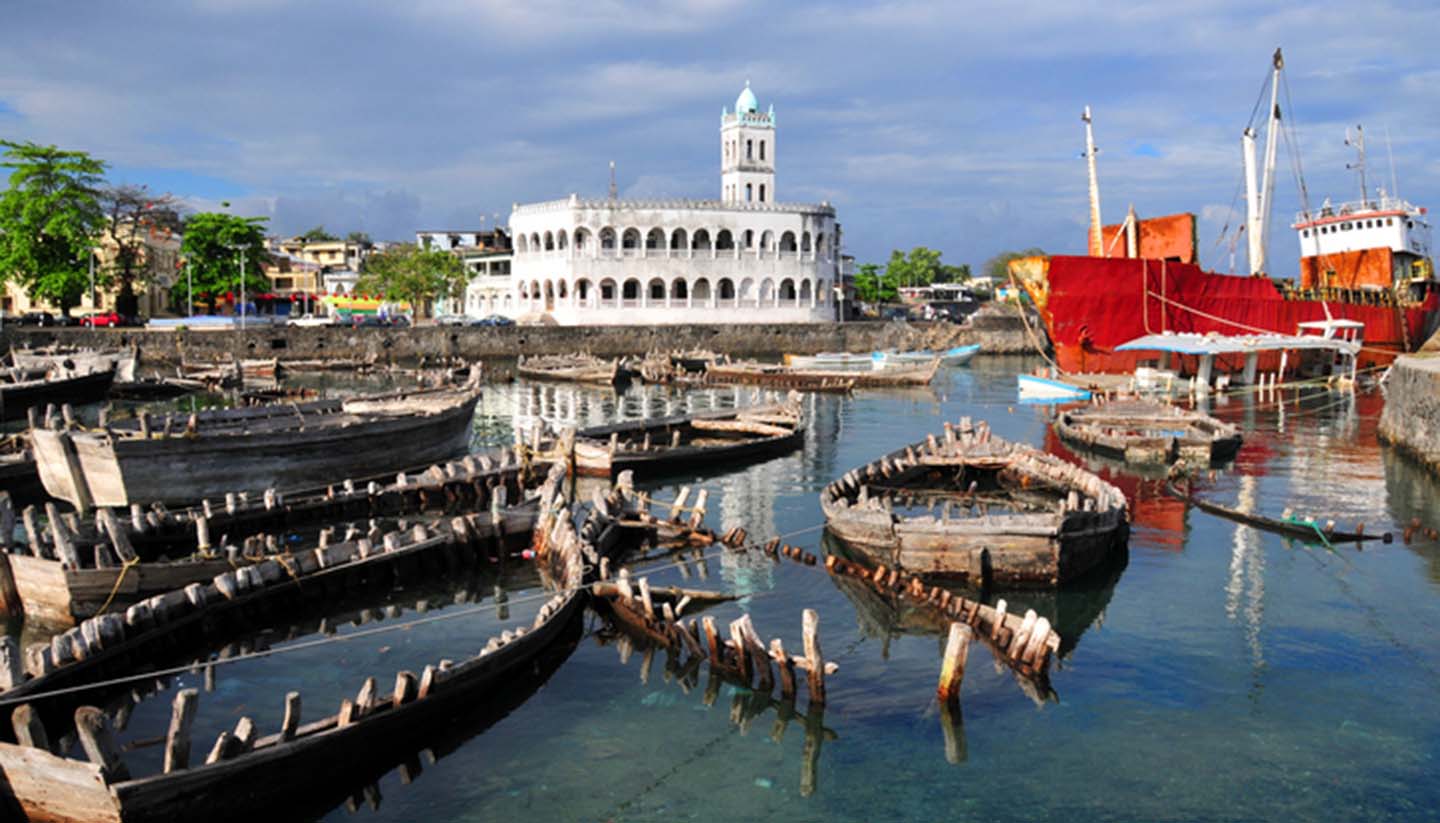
[1242,47,1284,276]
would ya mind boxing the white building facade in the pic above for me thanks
[504,84,841,324]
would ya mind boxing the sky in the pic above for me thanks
[3,0,1438,273]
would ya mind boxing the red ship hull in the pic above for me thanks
[1020,256,1440,374]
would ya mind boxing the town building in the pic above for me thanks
[503,82,843,324]
[2,221,181,319]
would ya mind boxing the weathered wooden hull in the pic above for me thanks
[566,401,806,478]
[32,390,481,507]
[820,417,1129,588]
[12,348,137,383]
[707,358,939,389]
[1054,403,1242,466]
[0,371,115,421]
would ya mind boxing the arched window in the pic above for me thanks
[530,233,541,251]
[600,227,617,252]
[556,230,568,250]
[743,229,754,249]
[574,228,591,250]
[516,234,528,254]
[671,279,688,301]
[817,279,828,304]
[779,278,797,302]
[745,184,753,202]
[718,278,736,303]
[544,231,555,251]
[759,230,774,256]
[576,278,592,305]
[692,277,712,302]
[670,228,688,254]
[716,230,734,250]
[799,279,812,303]
[759,278,775,304]
[801,231,812,253]
[648,278,666,303]
[779,231,797,254]
[759,184,766,203]
[816,233,828,257]
[531,280,542,303]
[646,228,664,252]
[622,278,641,304]
[558,280,568,299]
[746,139,753,160]
[598,278,618,306]
[739,277,756,304]
[760,140,766,161]
[622,228,641,253]
[693,229,711,251]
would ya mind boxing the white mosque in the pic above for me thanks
[500,82,843,324]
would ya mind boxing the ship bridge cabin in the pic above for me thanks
[1293,196,1435,297]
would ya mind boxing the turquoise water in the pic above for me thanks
[18,357,1440,821]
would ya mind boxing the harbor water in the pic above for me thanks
[10,356,1440,821]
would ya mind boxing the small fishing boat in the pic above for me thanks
[706,357,940,390]
[559,393,805,477]
[0,473,638,823]
[820,417,1128,587]
[517,353,625,387]
[31,383,483,509]
[1054,401,1242,466]
[782,352,880,370]
[1165,482,1387,545]
[11,346,138,383]
[1017,373,1091,403]
[877,344,980,366]
[0,368,116,422]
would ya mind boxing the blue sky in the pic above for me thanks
[3,0,1437,273]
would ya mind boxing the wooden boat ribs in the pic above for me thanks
[1054,400,1243,466]
[820,417,1129,587]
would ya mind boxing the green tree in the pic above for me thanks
[180,212,269,313]
[355,245,467,319]
[884,246,947,290]
[983,247,1047,282]
[346,230,373,248]
[0,141,107,315]
[853,262,892,303]
[99,184,183,317]
[301,225,338,242]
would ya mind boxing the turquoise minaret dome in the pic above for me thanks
[735,81,758,114]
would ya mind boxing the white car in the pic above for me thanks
[434,314,479,327]
[287,313,340,327]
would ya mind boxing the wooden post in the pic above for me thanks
[689,489,709,529]
[702,616,722,669]
[204,732,232,765]
[75,706,129,780]
[97,508,138,563]
[21,504,45,558]
[668,486,691,522]
[0,491,12,553]
[0,636,21,690]
[803,609,825,706]
[12,703,49,751]
[939,700,967,764]
[393,671,418,706]
[163,689,199,773]
[281,691,301,741]
[771,638,796,699]
[937,622,972,704]
[800,706,824,798]
[637,576,656,621]
[46,502,81,569]
[728,618,751,684]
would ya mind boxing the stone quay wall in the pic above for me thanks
[1379,354,1440,474]
[1,311,1041,366]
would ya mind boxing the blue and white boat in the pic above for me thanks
[876,344,981,366]
[1017,374,1092,403]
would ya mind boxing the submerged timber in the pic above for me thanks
[31,383,483,509]
[0,370,115,423]
[704,357,940,390]
[517,353,625,387]
[0,446,539,627]
[1054,400,1242,466]
[820,418,1129,587]
[0,468,641,823]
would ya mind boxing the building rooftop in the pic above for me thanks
[511,195,834,217]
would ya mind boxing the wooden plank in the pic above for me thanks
[0,742,121,823]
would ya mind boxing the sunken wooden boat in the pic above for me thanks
[11,346,138,383]
[705,357,940,390]
[0,472,639,823]
[31,383,483,509]
[517,353,624,387]
[0,368,115,422]
[1054,400,1242,466]
[559,393,805,478]
[1164,481,1388,545]
[0,446,540,626]
[0,436,42,504]
[820,417,1129,587]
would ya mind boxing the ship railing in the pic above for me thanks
[1294,196,1419,224]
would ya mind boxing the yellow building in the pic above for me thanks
[2,223,182,319]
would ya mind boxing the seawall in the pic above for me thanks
[1379,354,1440,474]
[1,311,1041,366]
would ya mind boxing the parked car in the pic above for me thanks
[80,311,138,328]
[287,313,340,327]
[388,315,411,328]
[15,311,55,326]
[477,314,515,327]
[351,314,388,328]
[434,313,474,327]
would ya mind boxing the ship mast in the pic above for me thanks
[1242,49,1284,275]
[1083,106,1102,257]
[1345,125,1368,207]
